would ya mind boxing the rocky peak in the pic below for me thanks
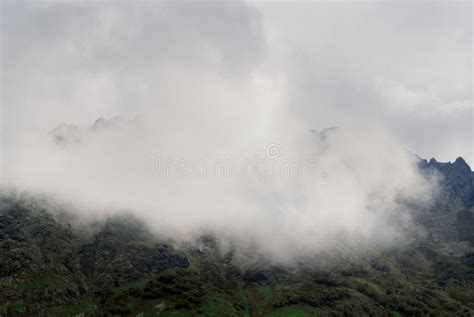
[420,156,473,206]
[453,157,471,173]
[49,123,83,146]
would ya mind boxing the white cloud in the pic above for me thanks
[0,1,465,261]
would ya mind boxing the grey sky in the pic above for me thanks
[1,0,472,164]
[257,1,472,164]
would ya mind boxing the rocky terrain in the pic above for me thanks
[0,157,473,316]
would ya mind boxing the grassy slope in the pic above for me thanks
[0,197,473,316]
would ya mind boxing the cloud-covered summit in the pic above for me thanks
[0,1,468,261]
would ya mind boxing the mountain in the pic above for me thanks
[49,115,143,146]
[417,157,474,247]
[0,157,473,316]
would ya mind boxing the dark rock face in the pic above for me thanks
[243,267,287,285]
[0,200,189,315]
[457,209,474,244]
[418,156,474,247]
[49,115,144,147]
[0,199,80,277]
[78,216,189,291]
[49,123,82,146]
[420,156,474,206]
[0,198,90,315]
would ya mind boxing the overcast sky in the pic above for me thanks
[1,0,472,164]
[258,1,473,165]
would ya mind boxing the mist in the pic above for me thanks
[0,1,461,262]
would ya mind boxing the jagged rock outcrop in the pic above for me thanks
[419,156,474,206]
[49,115,143,146]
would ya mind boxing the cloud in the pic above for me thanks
[0,1,457,261]
[257,1,472,164]
[1,0,266,142]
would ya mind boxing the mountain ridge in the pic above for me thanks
[0,156,473,316]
